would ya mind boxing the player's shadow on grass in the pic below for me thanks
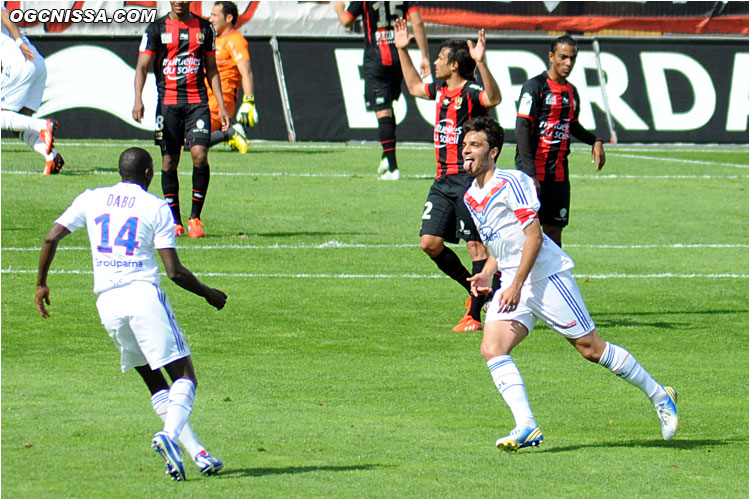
[593,309,747,329]
[539,438,738,454]
[217,463,383,478]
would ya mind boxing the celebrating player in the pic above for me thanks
[461,116,678,450]
[36,147,227,480]
[334,1,430,180]
[394,18,501,332]
[515,34,606,247]
[0,6,63,175]
[207,1,257,154]
[133,1,230,239]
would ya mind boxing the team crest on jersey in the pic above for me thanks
[161,33,172,44]
[196,32,205,44]
[454,96,463,110]
[545,94,557,105]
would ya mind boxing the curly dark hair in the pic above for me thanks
[463,116,505,161]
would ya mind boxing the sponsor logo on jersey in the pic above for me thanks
[160,32,172,44]
[434,118,461,148]
[179,32,189,40]
[545,93,556,105]
[163,52,202,81]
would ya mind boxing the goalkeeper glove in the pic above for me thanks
[236,94,258,127]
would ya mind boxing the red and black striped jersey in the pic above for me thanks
[345,1,419,67]
[514,72,582,182]
[425,79,489,179]
[139,14,216,106]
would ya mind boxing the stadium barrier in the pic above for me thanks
[26,34,748,144]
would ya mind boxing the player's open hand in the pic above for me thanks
[35,285,51,317]
[467,29,487,63]
[468,272,492,297]
[205,288,227,310]
[592,141,606,171]
[393,18,412,50]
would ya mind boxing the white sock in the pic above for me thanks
[150,389,205,459]
[487,355,536,429]
[20,130,53,159]
[1,110,45,132]
[163,378,196,443]
[598,342,665,404]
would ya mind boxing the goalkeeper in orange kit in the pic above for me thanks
[206,1,257,154]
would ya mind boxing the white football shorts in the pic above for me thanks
[96,281,190,373]
[1,38,47,112]
[485,270,596,339]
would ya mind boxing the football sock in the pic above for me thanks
[469,259,488,320]
[430,247,472,294]
[163,378,196,442]
[487,355,536,429]
[151,389,205,458]
[1,110,45,132]
[377,115,397,171]
[598,342,664,404]
[162,169,182,225]
[209,130,229,147]
[190,164,210,219]
[20,130,48,157]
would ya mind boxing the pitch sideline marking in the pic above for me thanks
[2,268,746,279]
[3,241,747,251]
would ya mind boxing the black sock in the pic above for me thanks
[469,259,488,321]
[190,164,210,219]
[209,130,230,147]
[161,169,181,226]
[431,247,471,293]
[377,115,397,171]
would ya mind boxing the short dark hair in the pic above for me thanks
[118,147,153,181]
[439,39,476,80]
[214,1,238,25]
[550,34,578,54]
[463,116,505,161]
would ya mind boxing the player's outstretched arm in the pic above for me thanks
[157,248,227,310]
[36,223,71,317]
[393,18,428,99]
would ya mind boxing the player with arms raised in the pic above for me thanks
[395,18,501,332]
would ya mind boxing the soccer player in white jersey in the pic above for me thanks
[460,116,678,451]
[0,7,63,175]
[36,148,227,480]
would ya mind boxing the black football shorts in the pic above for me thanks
[537,179,570,228]
[420,174,481,244]
[363,64,403,112]
[155,103,212,155]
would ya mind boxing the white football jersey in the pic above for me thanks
[56,182,176,294]
[464,168,574,284]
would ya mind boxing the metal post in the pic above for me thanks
[270,36,296,142]
[592,39,617,144]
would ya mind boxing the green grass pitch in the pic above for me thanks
[1,138,748,498]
